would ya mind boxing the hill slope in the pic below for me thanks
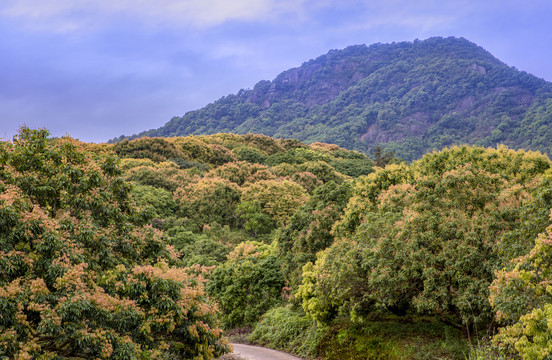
[112,37,552,161]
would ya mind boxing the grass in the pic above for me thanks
[247,307,471,360]
[318,315,469,360]
[464,340,515,360]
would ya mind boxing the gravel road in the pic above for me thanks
[228,343,304,360]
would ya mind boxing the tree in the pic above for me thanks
[0,128,230,359]
[204,161,275,186]
[113,137,186,163]
[301,145,551,337]
[277,181,353,287]
[236,201,274,236]
[206,242,285,328]
[174,177,241,229]
[490,214,552,359]
[240,180,309,229]
[122,160,195,192]
[372,145,395,167]
[131,184,177,219]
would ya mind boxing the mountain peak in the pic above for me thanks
[112,37,552,161]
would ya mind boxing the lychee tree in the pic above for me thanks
[0,127,230,359]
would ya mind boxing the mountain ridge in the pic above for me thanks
[111,37,552,161]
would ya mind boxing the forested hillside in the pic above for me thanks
[112,37,552,161]
[4,129,552,359]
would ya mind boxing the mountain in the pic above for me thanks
[111,37,552,161]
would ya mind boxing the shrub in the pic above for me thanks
[206,242,285,328]
[248,306,324,358]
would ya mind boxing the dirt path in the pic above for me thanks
[229,343,304,360]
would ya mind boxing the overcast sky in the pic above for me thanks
[1,0,551,142]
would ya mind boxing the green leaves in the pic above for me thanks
[0,127,230,359]
[489,217,552,358]
[206,242,285,328]
[302,145,552,334]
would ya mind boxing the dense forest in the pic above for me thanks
[4,127,552,359]
[112,37,552,162]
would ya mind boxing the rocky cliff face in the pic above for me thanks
[243,45,376,108]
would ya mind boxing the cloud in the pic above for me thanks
[0,0,308,32]
[3,0,549,35]
[3,0,522,37]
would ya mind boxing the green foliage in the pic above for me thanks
[329,156,374,178]
[493,304,552,360]
[240,180,309,229]
[277,180,353,287]
[0,127,229,359]
[107,130,552,360]
[489,216,552,359]
[466,340,513,360]
[332,162,412,238]
[131,184,177,219]
[171,136,236,166]
[115,133,371,278]
[298,241,369,324]
[175,177,241,230]
[316,317,468,360]
[232,146,268,163]
[372,146,396,167]
[236,201,274,236]
[206,242,285,328]
[516,98,552,155]
[300,146,551,335]
[122,160,194,192]
[204,161,275,186]
[299,161,345,184]
[165,226,232,267]
[99,126,552,360]
[113,137,186,163]
[248,306,325,358]
[490,225,552,326]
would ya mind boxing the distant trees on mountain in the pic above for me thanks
[112,37,552,162]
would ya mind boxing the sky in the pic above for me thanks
[1,0,551,143]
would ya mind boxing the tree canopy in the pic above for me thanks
[299,145,552,338]
[0,128,229,359]
[8,127,552,359]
